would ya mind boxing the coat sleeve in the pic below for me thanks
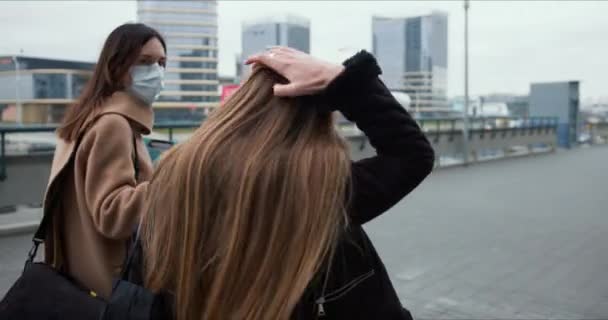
[323,51,435,225]
[79,114,149,239]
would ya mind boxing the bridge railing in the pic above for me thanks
[415,116,559,131]
[0,116,561,209]
[0,116,561,181]
[0,121,208,210]
[0,121,204,181]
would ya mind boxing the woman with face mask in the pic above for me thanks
[42,23,166,299]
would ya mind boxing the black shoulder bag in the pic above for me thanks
[0,128,161,320]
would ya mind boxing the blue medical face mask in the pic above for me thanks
[128,63,165,106]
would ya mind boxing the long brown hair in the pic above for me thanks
[57,23,166,141]
[142,67,351,320]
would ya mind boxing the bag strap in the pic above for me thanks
[27,118,140,265]
[119,223,142,281]
[132,132,140,181]
[118,133,140,279]
[27,132,85,265]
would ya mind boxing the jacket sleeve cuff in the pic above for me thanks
[319,51,382,111]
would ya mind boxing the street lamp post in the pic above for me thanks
[462,0,471,165]
[12,55,22,124]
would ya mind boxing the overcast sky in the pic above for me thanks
[0,0,606,100]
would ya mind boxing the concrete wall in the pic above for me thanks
[0,153,52,208]
[0,128,558,208]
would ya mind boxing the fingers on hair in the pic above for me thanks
[272,83,300,97]
[245,53,278,69]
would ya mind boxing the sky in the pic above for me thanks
[0,0,607,101]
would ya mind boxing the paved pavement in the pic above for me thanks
[0,207,41,237]
[1,145,607,319]
[367,145,608,319]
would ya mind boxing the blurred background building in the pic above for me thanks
[372,11,448,114]
[237,14,310,81]
[0,56,93,124]
[530,81,580,148]
[137,0,220,122]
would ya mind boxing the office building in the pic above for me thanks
[0,56,93,123]
[137,0,219,121]
[529,81,580,148]
[372,12,448,111]
[238,14,310,80]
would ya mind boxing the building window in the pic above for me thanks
[34,74,67,99]
[155,24,217,35]
[180,84,217,92]
[182,96,203,102]
[167,61,217,69]
[166,37,216,46]
[179,73,217,80]
[406,18,422,72]
[71,74,91,98]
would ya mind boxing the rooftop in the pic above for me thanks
[0,55,94,72]
[242,13,310,29]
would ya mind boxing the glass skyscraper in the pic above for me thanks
[373,12,448,111]
[238,14,310,80]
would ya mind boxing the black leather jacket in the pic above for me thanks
[291,51,434,320]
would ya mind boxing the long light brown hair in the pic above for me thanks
[142,67,351,320]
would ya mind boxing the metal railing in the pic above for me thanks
[338,116,559,131]
[416,116,559,131]
[0,116,560,181]
[0,122,204,180]
[153,121,201,141]
[415,116,559,143]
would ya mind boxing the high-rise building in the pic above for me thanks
[137,0,219,122]
[372,12,448,111]
[238,14,310,80]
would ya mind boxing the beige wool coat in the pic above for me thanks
[43,91,154,298]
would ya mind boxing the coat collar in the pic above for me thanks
[83,91,154,135]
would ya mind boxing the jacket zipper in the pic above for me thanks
[315,269,375,317]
